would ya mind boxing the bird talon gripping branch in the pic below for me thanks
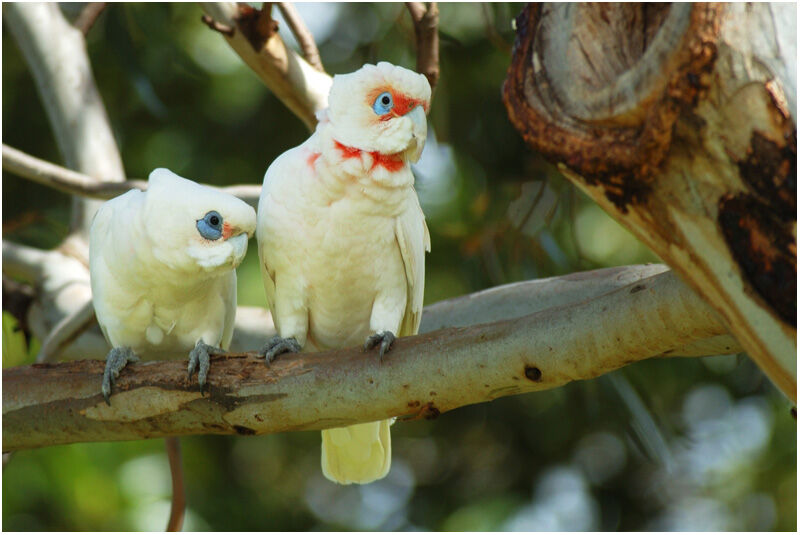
[102,346,139,405]
[363,331,396,361]
[259,335,302,363]
[188,339,226,389]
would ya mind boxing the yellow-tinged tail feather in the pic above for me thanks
[321,419,393,485]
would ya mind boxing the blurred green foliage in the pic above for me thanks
[2,3,795,531]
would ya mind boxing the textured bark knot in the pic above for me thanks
[524,366,542,382]
[503,3,723,212]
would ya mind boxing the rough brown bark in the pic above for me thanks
[503,3,796,401]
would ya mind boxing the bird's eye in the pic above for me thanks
[196,210,223,240]
[372,91,394,115]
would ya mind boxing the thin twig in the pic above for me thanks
[3,144,145,199]
[201,14,235,36]
[73,2,107,36]
[165,438,186,532]
[405,2,440,91]
[3,144,262,208]
[277,2,324,72]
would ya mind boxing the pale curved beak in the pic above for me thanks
[228,233,249,268]
[407,105,428,163]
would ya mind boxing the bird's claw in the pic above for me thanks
[363,331,396,362]
[258,335,302,364]
[188,339,225,390]
[102,347,139,405]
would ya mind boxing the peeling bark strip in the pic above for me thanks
[502,3,796,401]
[718,195,796,324]
[503,3,722,212]
[4,270,735,451]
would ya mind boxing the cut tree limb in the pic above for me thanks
[3,268,736,452]
[503,3,796,401]
[200,2,332,131]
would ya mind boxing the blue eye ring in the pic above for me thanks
[196,210,223,241]
[372,91,394,115]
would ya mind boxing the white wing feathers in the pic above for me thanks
[395,188,430,337]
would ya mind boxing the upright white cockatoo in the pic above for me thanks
[256,62,431,484]
[90,168,256,402]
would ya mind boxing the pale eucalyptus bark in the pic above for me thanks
[4,2,125,240]
[3,269,736,451]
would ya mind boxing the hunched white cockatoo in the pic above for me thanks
[256,62,431,485]
[90,168,256,403]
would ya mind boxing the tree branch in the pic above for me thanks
[2,144,262,208]
[4,3,125,237]
[200,13,234,36]
[164,437,186,532]
[3,269,740,451]
[503,3,797,402]
[2,144,145,199]
[3,242,740,362]
[35,299,95,363]
[72,2,107,36]
[276,2,324,72]
[200,2,332,131]
[405,2,440,91]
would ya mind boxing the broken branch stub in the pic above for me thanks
[503,3,796,401]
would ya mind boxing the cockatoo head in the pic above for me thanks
[143,168,257,274]
[326,62,431,162]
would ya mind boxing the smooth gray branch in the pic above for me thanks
[2,268,738,451]
[2,144,262,208]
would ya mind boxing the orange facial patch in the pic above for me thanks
[368,87,428,121]
[222,222,234,240]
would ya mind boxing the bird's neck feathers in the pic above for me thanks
[315,123,414,190]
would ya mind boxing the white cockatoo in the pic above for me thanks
[90,168,256,403]
[256,62,431,485]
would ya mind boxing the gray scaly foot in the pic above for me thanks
[259,335,302,364]
[364,331,396,362]
[188,339,226,389]
[102,346,139,405]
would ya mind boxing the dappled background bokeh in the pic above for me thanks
[2,3,796,531]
